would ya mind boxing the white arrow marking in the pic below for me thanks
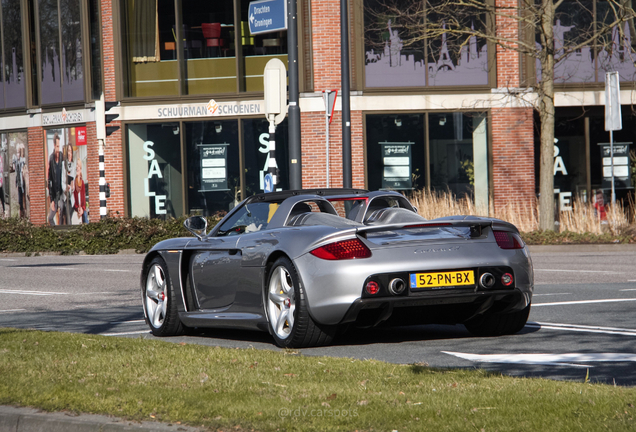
[250,13,254,23]
[442,351,636,367]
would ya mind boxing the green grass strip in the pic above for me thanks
[1,328,635,431]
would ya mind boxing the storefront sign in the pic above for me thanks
[380,141,412,190]
[157,100,263,119]
[42,110,84,125]
[598,142,632,189]
[199,143,229,192]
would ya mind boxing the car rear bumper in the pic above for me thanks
[339,288,531,327]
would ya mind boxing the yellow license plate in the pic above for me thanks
[410,270,475,289]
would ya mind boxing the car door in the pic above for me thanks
[188,201,272,310]
[189,236,241,310]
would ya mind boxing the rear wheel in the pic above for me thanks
[464,304,531,337]
[143,256,185,336]
[265,257,335,348]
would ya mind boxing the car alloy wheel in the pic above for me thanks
[145,263,168,329]
[142,256,185,336]
[267,264,296,340]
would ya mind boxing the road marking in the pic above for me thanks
[0,289,69,296]
[533,298,636,307]
[11,266,134,272]
[526,321,636,337]
[0,309,26,313]
[109,319,146,324]
[101,330,150,336]
[443,351,636,367]
[621,288,636,291]
[534,269,619,273]
[533,293,571,296]
[0,259,16,261]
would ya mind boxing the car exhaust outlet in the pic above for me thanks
[389,278,406,295]
[479,273,496,289]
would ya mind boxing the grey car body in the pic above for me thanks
[141,189,534,347]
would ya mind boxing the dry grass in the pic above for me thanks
[407,189,633,235]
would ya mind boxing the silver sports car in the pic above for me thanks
[141,189,533,348]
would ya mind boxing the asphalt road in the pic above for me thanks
[1,247,636,386]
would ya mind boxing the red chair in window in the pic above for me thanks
[202,23,225,57]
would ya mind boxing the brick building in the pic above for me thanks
[0,0,634,225]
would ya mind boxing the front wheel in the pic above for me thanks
[142,256,185,336]
[464,304,531,337]
[265,257,335,348]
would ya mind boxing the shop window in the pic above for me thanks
[365,113,426,191]
[127,124,183,218]
[44,127,88,225]
[365,112,489,208]
[536,0,636,84]
[0,0,26,109]
[242,118,289,195]
[38,0,85,104]
[363,0,489,88]
[185,120,240,215]
[1,132,29,218]
[88,0,102,100]
[122,1,178,97]
[121,0,288,97]
[429,113,488,208]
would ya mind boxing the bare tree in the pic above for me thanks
[365,0,636,230]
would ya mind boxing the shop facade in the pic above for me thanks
[0,0,633,225]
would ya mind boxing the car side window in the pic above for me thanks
[216,202,276,236]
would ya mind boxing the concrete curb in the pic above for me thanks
[0,249,139,258]
[0,406,205,432]
[527,243,636,253]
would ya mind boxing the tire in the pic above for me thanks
[265,257,336,348]
[464,303,531,337]
[142,256,185,336]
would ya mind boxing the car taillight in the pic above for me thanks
[493,231,524,249]
[310,238,372,260]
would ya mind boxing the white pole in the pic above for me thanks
[324,92,330,188]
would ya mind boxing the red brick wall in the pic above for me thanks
[495,0,520,88]
[491,107,535,209]
[306,0,364,189]
[27,127,45,225]
[300,110,364,189]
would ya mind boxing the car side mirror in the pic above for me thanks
[184,216,208,240]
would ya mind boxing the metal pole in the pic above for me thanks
[324,92,330,187]
[610,130,616,204]
[287,0,302,189]
[341,0,351,188]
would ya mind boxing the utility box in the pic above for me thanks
[263,58,287,125]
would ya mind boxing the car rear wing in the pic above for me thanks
[355,220,494,239]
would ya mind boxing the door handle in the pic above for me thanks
[229,249,242,256]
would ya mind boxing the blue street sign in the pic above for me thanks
[264,173,274,193]
[248,0,287,35]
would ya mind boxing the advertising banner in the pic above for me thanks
[380,141,413,190]
[599,142,632,190]
[199,143,229,192]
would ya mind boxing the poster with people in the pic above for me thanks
[45,128,88,225]
[1,132,29,219]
